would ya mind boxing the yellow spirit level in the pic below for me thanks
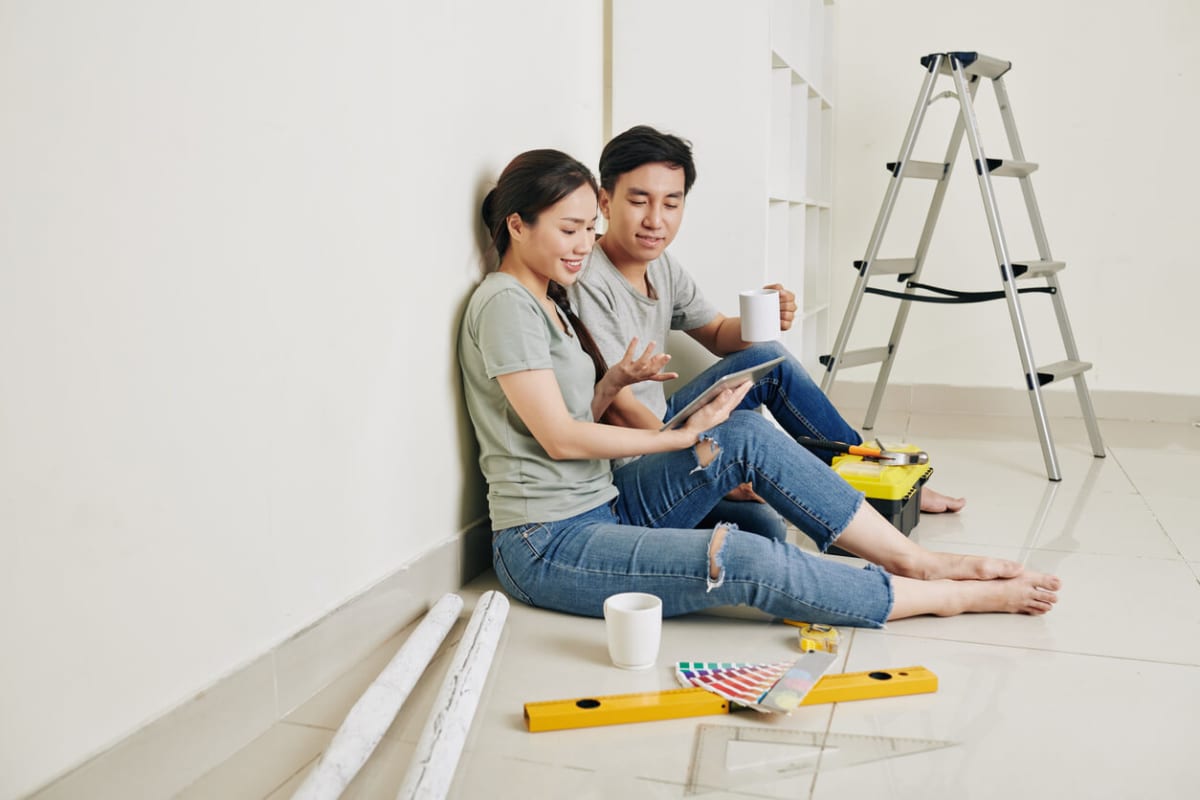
[523,665,936,732]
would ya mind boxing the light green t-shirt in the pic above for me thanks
[459,272,618,530]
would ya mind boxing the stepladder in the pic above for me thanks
[820,51,1105,481]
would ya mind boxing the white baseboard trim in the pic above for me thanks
[826,381,1199,424]
[28,519,493,800]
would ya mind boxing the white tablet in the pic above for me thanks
[659,356,786,431]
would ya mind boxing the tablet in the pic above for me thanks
[659,356,786,431]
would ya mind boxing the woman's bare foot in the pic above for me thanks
[955,570,1061,615]
[921,486,965,513]
[888,570,1061,619]
[902,551,1027,582]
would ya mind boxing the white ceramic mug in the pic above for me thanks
[739,288,780,342]
[603,592,663,670]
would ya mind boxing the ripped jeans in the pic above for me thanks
[490,411,894,626]
[685,341,865,542]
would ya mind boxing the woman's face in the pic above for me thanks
[509,184,597,286]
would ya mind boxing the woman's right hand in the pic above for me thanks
[679,379,752,438]
[602,337,679,391]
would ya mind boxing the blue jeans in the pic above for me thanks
[680,342,863,541]
[493,504,892,626]
[668,341,864,461]
[492,411,893,626]
[699,498,788,543]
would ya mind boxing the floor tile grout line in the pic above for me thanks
[807,627,859,800]
[260,753,320,800]
[1133,483,1196,564]
[873,631,1200,668]
[902,535,1197,563]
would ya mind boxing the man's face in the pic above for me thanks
[599,162,686,267]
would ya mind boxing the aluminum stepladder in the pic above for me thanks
[820,51,1105,481]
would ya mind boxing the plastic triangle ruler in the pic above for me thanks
[684,723,955,796]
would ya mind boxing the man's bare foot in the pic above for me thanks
[902,551,1029,582]
[921,486,965,513]
[954,570,1061,616]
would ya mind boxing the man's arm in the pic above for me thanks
[685,312,747,356]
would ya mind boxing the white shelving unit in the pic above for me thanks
[610,0,837,376]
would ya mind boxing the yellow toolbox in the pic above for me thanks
[829,446,932,553]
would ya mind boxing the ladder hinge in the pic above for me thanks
[951,52,979,69]
[819,354,833,370]
[1025,373,1037,391]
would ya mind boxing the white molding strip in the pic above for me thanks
[395,591,510,800]
[291,593,464,800]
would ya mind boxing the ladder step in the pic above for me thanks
[921,51,1012,80]
[886,160,947,180]
[854,258,916,276]
[1011,260,1065,279]
[978,158,1038,177]
[1034,360,1092,387]
[821,347,890,370]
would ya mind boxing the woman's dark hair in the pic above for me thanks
[598,125,697,195]
[481,149,609,382]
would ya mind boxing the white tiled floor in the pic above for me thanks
[178,412,1200,798]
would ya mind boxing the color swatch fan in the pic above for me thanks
[675,653,838,713]
[674,661,795,712]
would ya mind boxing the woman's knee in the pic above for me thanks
[692,411,774,468]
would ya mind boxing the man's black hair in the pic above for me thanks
[598,125,697,194]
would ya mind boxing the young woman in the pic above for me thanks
[459,149,1060,625]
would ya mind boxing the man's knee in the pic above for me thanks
[746,340,789,361]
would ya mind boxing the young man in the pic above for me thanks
[569,125,964,539]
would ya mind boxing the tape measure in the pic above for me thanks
[781,620,841,653]
[523,665,937,732]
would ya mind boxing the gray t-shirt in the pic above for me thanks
[569,245,719,420]
[459,272,618,529]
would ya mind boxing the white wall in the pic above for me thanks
[0,2,603,796]
[832,0,1200,397]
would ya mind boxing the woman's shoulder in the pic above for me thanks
[470,272,534,309]
[465,273,542,335]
